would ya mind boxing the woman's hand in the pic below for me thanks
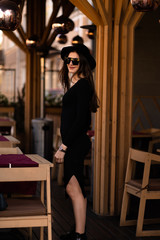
[54,144,67,164]
[54,149,65,164]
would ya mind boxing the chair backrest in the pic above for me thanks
[126,148,160,186]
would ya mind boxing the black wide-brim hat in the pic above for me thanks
[61,44,96,70]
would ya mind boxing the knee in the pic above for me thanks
[66,182,79,200]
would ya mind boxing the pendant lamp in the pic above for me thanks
[72,35,84,45]
[0,0,21,31]
[52,16,74,34]
[57,34,67,44]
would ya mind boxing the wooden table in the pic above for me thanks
[0,117,16,137]
[0,154,53,240]
[132,128,160,152]
[0,135,20,147]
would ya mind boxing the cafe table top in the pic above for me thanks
[132,128,160,138]
[0,135,20,144]
[0,154,53,182]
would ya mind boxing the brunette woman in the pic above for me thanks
[55,44,99,240]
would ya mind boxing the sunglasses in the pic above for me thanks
[64,57,80,65]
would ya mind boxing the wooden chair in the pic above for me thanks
[120,147,160,236]
[0,153,53,240]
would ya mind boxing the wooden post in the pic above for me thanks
[110,0,123,215]
[25,0,45,152]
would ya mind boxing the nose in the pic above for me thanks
[69,60,73,65]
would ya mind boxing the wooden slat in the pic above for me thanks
[95,0,108,25]
[93,25,103,214]
[110,0,123,216]
[114,0,123,24]
[17,25,27,45]
[40,1,61,46]
[92,0,99,11]
[122,3,134,25]
[100,25,109,215]
[69,0,102,25]
[116,1,135,213]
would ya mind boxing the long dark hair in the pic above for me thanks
[59,51,99,113]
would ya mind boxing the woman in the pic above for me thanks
[55,44,99,240]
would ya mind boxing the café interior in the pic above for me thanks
[0,0,160,239]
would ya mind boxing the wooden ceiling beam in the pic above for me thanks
[62,0,75,17]
[122,0,130,13]
[46,31,58,47]
[95,0,108,25]
[130,11,144,28]
[114,0,123,25]
[69,0,102,25]
[19,0,25,13]
[92,0,99,12]
[122,2,134,25]
[17,25,27,45]
[3,31,28,53]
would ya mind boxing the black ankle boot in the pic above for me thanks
[60,225,75,240]
[72,232,87,240]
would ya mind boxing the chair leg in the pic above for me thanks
[48,215,52,240]
[120,187,130,226]
[136,196,146,236]
[40,227,44,240]
[28,228,32,240]
[57,163,64,185]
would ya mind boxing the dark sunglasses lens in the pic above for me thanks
[64,58,70,64]
[72,60,79,65]
[64,57,79,65]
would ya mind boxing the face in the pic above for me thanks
[65,51,80,74]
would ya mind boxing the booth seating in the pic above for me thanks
[120,148,160,237]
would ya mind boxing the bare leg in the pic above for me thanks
[66,175,87,234]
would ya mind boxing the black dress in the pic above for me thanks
[60,78,92,197]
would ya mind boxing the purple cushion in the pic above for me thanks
[0,136,9,141]
[0,154,38,167]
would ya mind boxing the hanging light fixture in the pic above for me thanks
[130,0,160,12]
[52,16,74,34]
[0,0,21,31]
[26,35,38,48]
[86,29,94,39]
[72,35,84,45]
[80,24,96,40]
[56,34,67,44]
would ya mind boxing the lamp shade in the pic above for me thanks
[57,34,67,44]
[52,16,74,34]
[0,0,21,31]
[26,35,38,48]
[72,35,84,45]
[130,0,159,11]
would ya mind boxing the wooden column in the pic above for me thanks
[110,0,123,215]
[116,4,144,213]
[93,0,112,215]
[25,0,45,152]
